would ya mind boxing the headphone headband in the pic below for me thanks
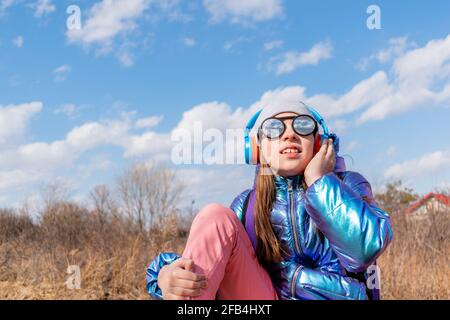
[245,109,263,132]
[304,105,329,137]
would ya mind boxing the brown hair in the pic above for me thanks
[254,162,289,267]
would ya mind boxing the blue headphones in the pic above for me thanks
[244,104,338,165]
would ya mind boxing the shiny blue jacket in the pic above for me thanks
[146,170,393,300]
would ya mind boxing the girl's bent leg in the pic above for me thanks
[182,203,278,300]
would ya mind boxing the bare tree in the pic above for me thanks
[116,162,185,233]
[90,184,115,227]
[148,165,185,227]
[39,181,71,213]
[433,185,450,196]
[374,180,419,214]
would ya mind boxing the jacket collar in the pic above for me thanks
[274,174,303,192]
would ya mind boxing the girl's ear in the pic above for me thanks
[313,133,322,154]
[251,135,259,165]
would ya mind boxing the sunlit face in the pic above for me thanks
[259,112,317,177]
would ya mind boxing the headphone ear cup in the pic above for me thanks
[314,134,322,154]
[250,136,259,165]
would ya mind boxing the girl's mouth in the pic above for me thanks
[281,148,300,154]
[280,145,302,159]
[280,145,302,154]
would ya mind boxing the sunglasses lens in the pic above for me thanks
[261,118,284,139]
[293,116,316,135]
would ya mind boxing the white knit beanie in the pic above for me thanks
[252,100,314,132]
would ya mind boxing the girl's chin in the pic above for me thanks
[276,165,306,177]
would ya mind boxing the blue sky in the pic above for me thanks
[1,0,450,211]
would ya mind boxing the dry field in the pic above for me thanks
[0,167,448,300]
[1,204,448,300]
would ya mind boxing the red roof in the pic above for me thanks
[406,192,450,214]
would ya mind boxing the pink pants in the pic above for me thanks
[182,203,279,300]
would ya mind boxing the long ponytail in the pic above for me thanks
[254,163,288,267]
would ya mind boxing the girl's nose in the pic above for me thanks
[281,121,299,141]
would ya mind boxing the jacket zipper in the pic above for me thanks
[290,265,302,297]
[288,180,304,298]
[288,182,302,258]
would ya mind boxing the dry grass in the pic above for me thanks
[377,209,450,299]
[0,206,188,300]
[0,203,448,300]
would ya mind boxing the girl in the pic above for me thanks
[146,101,393,300]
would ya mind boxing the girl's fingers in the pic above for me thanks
[171,286,203,297]
[174,278,208,290]
[165,293,190,300]
[326,139,334,158]
[319,138,328,154]
[174,267,207,282]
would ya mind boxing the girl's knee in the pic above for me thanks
[194,203,236,225]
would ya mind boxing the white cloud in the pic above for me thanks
[342,140,359,153]
[0,103,173,192]
[386,145,397,157]
[0,169,43,190]
[117,50,135,67]
[2,33,450,204]
[54,104,80,119]
[267,40,333,75]
[0,0,17,14]
[12,35,24,48]
[135,115,163,129]
[183,37,196,47]
[0,195,8,205]
[67,0,150,46]
[357,37,415,71]
[223,36,253,52]
[167,32,450,150]
[384,150,450,180]
[308,70,392,119]
[264,39,283,51]
[203,0,283,24]
[329,119,349,136]
[77,154,113,179]
[53,64,71,82]
[0,102,42,146]
[434,181,450,193]
[146,0,193,23]
[122,132,171,158]
[178,165,254,207]
[32,0,55,18]
[174,101,253,133]
[257,35,450,125]
[357,34,450,123]
[66,0,151,66]
[247,86,307,112]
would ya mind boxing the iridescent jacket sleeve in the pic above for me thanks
[304,171,393,273]
[146,252,181,300]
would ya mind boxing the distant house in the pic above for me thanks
[405,193,450,218]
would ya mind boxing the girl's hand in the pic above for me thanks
[304,138,336,187]
[158,257,208,300]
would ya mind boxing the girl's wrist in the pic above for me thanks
[305,174,322,188]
